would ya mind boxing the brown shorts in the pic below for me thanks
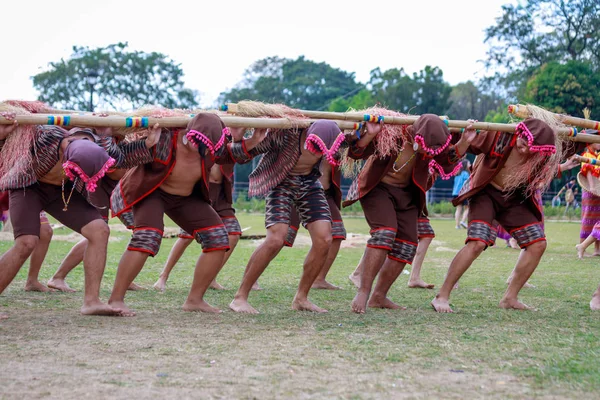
[285,190,345,247]
[89,177,119,220]
[209,181,235,217]
[467,185,544,248]
[360,182,418,264]
[417,217,435,239]
[128,189,229,256]
[10,182,103,239]
[265,171,331,229]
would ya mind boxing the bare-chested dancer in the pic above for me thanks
[345,115,466,313]
[153,163,243,292]
[0,115,157,315]
[229,120,347,313]
[109,113,266,315]
[432,118,561,312]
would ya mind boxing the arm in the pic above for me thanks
[348,122,380,159]
[96,124,159,168]
[219,128,272,164]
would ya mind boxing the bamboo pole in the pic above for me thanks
[0,114,362,131]
[508,104,600,131]
[573,155,600,165]
[2,112,599,143]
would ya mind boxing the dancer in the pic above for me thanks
[109,113,266,315]
[229,120,347,314]
[345,114,466,313]
[0,115,157,315]
[432,118,560,313]
[153,163,242,292]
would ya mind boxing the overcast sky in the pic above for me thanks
[2,0,513,108]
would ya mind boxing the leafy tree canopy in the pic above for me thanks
[32,42,199,111]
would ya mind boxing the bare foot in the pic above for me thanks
[229,298,259,314]
[24,281,56,292]
[453,283,459,290]
[153,278,167,292]
[368,294,406,310]
[47,278,77,293]
[348,273,361,289]
[408,279,435,289]
[592,252,600,257]
[182,300,222,313]
[509,238,520,250]
[311,280,341,290]
[127,282,145,291]
[576,244,586,259]
[0,313,8,320]
[107,300,135,317]
[351,292,369,314]
[209,280,226,290]
[251,281,262,291]
[81,301,124,316]
[590,295,600,311]
[292,297,328,313]
[499,298,532,310]
[431,295,454,313]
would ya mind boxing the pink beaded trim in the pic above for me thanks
[414,133,452,156]
[62,157,116,192]
[185,128,229,155]
[515,122,556,155]
[305,133,346,166]
[428,159,462,180]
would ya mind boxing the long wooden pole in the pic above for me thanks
[2,112,599,143]
[508,104,600,131]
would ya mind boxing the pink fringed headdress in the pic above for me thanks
[183,113,229,157]
[514,119,556,155]
[412,114,452,156]
[304,120,346,166]
[62,139,115,192]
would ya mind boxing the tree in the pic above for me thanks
[523,60,600,117]
[446,81,503,121]
[219,56,363,110]
[368,66,451,115]
[327,89,375,112]
[32,42,199,111]
[485,0,600,73]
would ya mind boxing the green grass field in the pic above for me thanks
[1,214,599,399]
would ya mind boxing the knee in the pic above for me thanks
[84,220,110,243]
[264,234,286,252]
[526,240,547,256]
[15,235,39,255]
[466,240,487,255]
[313,234,332,251]
[40,224,54,242]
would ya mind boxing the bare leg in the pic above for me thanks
[108,250,150,316]
[368,258,407,310]
[209,234,240,290]
[499,241,546,310]
[230,224,288,314]
[79,220,123,316]
[153,238,193,292]
[593,241,600,256]
[183,250,226,313]
[312,238,342,290]
[351,247,388,313]
[349,253,365,289]
[48,238,87,292]
[408,237,435,289]
[25,224,55,292]
[506,265,535,288]
[590,284,600,310]
[432,241,486,313]
[454,206,463,229]
[577,235,596,259]
[0,235,39,295]
[292,220,331,312]
[460,206,469,225]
